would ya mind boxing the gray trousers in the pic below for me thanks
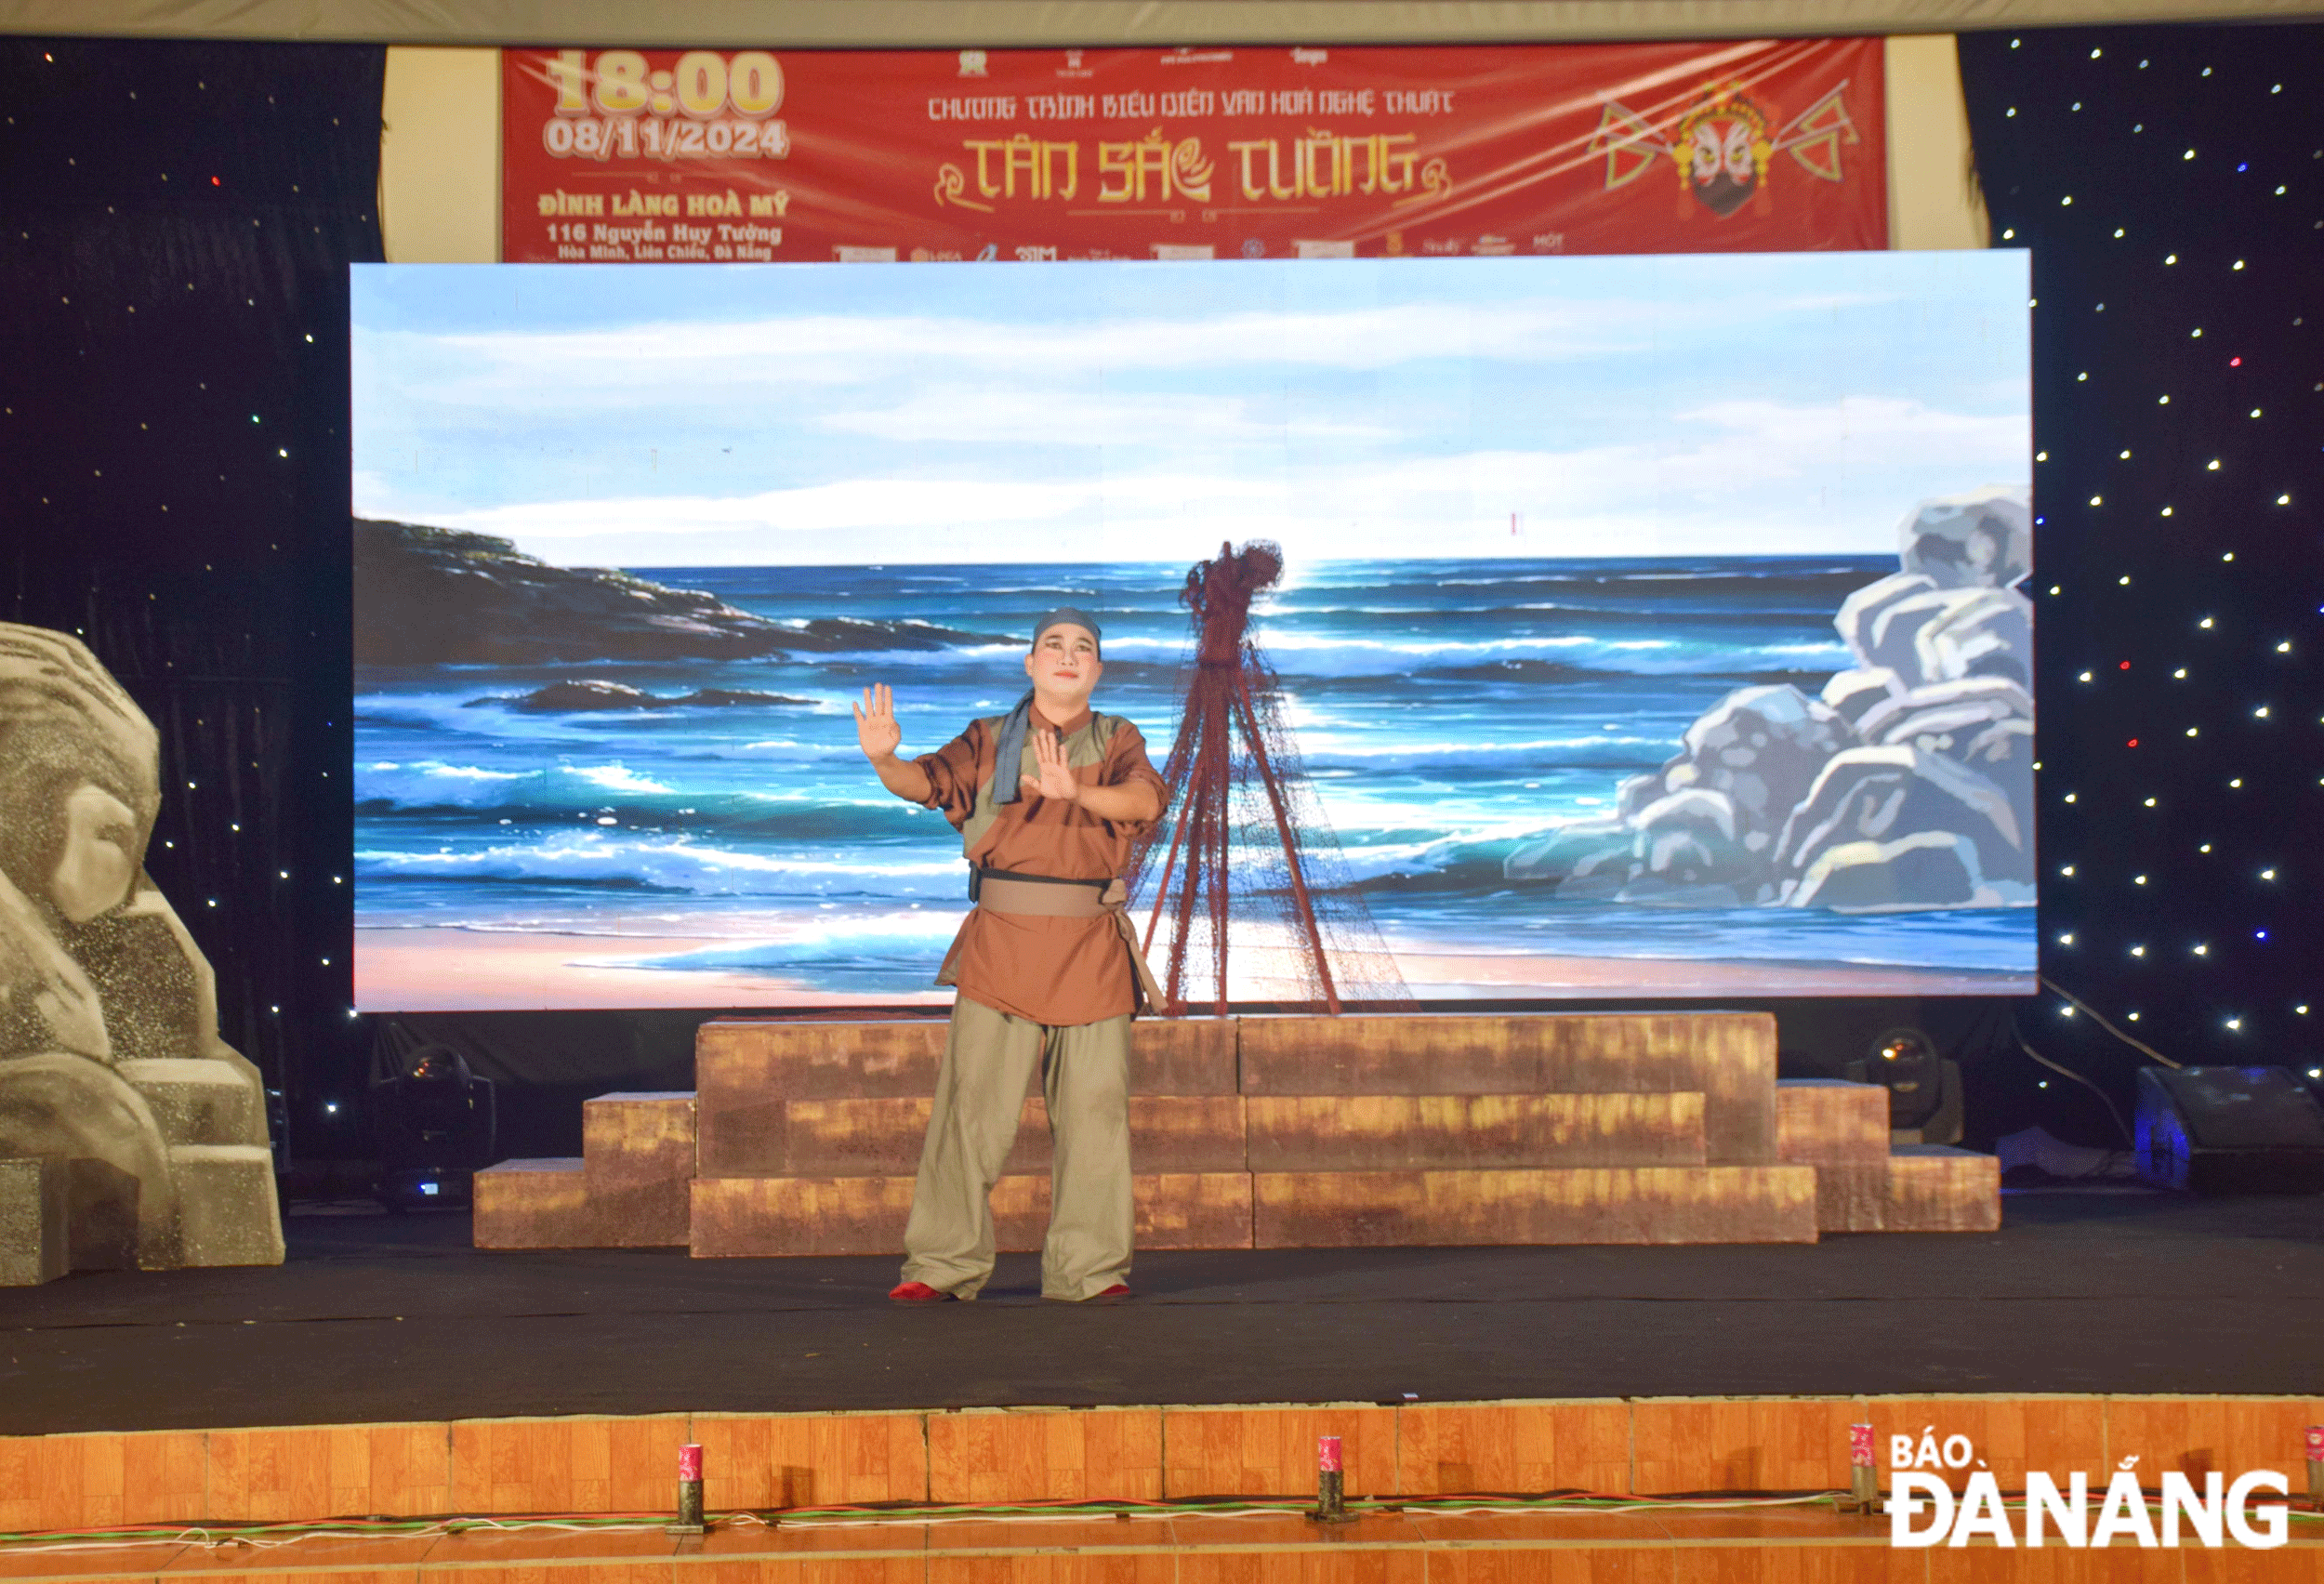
[898,996,1133,1301]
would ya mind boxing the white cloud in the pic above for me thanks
[426,299,1630,383]
[820,388,1396,446]
[1677,396,2027,461]
[363,289,1902,416]
[436,475,1096,547]
[424,391,2024,568]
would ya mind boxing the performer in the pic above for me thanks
[853,609,1167,1303]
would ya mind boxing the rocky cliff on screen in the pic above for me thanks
[353,519,1015,667]
[1506,488,2036,912]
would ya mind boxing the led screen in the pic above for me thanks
[351,254,2033,1010]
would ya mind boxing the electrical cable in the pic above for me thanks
[0,1491,1862,1552]
[5,1489,2312,1555]
[0,1517,668,1554]
[2017,1033,2138,1147]
[1355,1495,1841,1515]
[2038,974,2183,1068]
[2020,970,2197,1151]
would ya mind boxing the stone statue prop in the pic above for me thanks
[0,623,283,1282]
[1507,487,2037,910]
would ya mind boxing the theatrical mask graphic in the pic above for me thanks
[1591,79,1865,218]
[0,625,283,1281]
[349,253,2034,1012]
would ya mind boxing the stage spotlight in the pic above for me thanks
[1845,1026,1963,1145]
[2135,1066,2324,1194]
[370,1043,497,1212]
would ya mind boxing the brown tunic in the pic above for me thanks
[916,706,1168,1026]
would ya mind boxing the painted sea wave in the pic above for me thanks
[353,555,2037,991]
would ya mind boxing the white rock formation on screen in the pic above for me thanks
[1505,487,2035,911]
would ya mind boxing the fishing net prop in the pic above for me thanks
[1127,541,1410,1014]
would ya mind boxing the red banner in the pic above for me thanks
[501,40,1884,264]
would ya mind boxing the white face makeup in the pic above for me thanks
[1023,624,1103,716]
[48,784,141,924]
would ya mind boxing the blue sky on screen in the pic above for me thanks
[350,253,2028,568]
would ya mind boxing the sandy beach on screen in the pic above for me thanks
[355,927,2028,1012]
[353,929,951,1012]
[1391,952,2031,998]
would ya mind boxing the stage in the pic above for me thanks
[5,1188,2319,1437]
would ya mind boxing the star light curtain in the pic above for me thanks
[1956,26,2321,1124]
[0,28,2316,1165]
[0,38,385,1172]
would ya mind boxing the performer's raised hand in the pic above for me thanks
[1020,726,1081,803]
[853,683,903,762]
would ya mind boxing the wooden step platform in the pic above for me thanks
[477,1013,1999,1253]
[1237,1010,1776,1164]
[1774,1077,2000,1233]
[702,1093,1248,1177]
[691,1170,1256,1257]
[1246,1090,1707,1170]
[1252,1164,1819,1246]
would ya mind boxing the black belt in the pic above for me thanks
[968,865,1107,903]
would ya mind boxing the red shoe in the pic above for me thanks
[888,1280,957,1303]
[1042,1282,1132,1303]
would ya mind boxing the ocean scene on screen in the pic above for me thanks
[350,254,2034,1008]
[351,551,2036,1005]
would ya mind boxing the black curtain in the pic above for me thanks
[1957,23,2323,1141]
[1,37,383,1168]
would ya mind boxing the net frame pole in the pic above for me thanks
[1126,538,1411,1017]
[1230,673,1341,1014]
[1142,773,1195,959]
[1209,702,1232,1015]
[1159,723,1210,1010]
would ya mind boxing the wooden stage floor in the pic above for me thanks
[3,1187,2319,1436]
[0,1509,2001,1584]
